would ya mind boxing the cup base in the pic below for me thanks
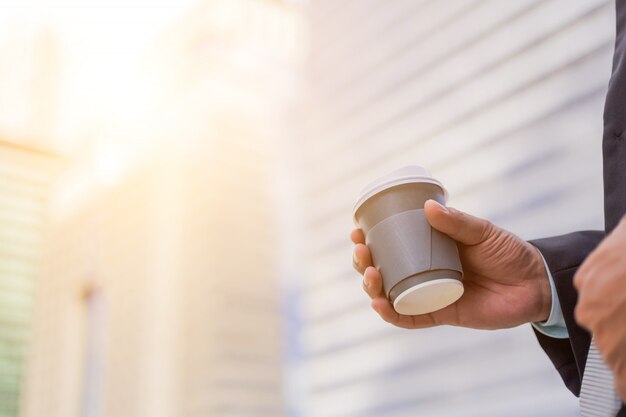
[392,277,464,315]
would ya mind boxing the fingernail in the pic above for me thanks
[430,199,448,213]
[363,277,369,288]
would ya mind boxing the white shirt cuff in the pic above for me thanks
[531,251,569,339]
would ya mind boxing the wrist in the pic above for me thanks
[530,246,551,323]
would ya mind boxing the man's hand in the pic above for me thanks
[351,200,552,330]
[574,216,626,402]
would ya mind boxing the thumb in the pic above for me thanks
[424,200,493,246]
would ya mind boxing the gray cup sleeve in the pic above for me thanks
[365,209,463,298]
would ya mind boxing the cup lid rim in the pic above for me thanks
[352,168,448,224]
[393,278,463,315]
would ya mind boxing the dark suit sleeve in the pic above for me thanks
[529,230,605,396]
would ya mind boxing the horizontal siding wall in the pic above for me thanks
[293,1,615,416]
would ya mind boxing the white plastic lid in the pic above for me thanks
[393,278,464,315]
[352,165,448,222]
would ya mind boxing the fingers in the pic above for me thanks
[371,297,437,329]
[350,226,440,331]
[353,243,372,275]
[424,200,493,246]
[350,228,383,300]
[351,228,371,275]
[350,228,365,244]
[573,262,592,292]
[362,266,383,299]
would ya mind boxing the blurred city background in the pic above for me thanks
[0,0,615,416]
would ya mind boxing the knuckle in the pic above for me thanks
[574,262,593,287]
[574,303,589,326]
[573,271,584,289]
[479,221,496,245]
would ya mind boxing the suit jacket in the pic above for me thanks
[530,1,626,414]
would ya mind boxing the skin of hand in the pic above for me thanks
[351,200,551,330]
[574,215,626,402]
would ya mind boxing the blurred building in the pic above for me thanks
[0,140,61,417]
[19,1,302,417]
[0,19,63,417]
[290,0,614,416]
[0,29,60,147]
[21,147,282,417]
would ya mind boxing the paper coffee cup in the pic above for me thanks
[353,166,463,315]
